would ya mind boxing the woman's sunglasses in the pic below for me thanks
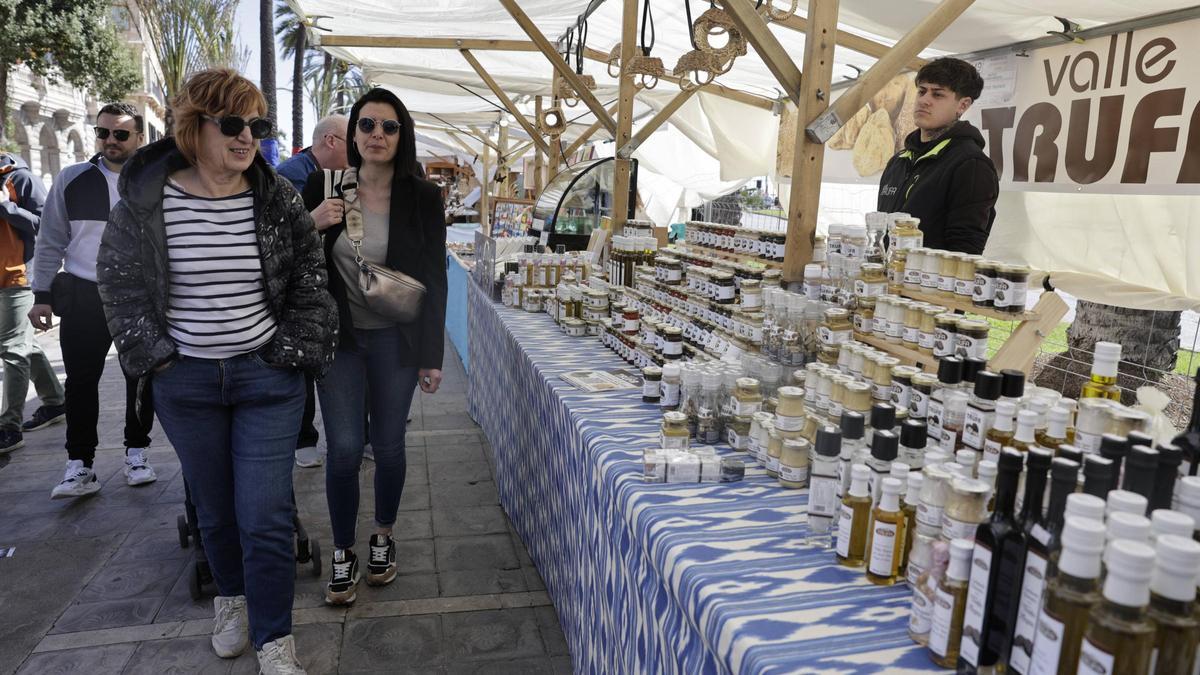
[357,118,402,136]
[204,115,274,140]
[94,127,132,141]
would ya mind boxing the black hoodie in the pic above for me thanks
[876,121,999,255]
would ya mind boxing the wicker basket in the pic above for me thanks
[672,49,722,90]
[626,54,665,89]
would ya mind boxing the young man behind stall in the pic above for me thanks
[877,57,999,255]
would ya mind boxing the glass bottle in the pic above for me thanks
[866,477,908,585]
[778,437,811,489]
[930,538,975,668]
[697,370,723,446]
[1008,410,1038,456]
[1028,516,1107,675]
[867,430,899,505]
[963,371,1002,452]
[837,412,867,499]
[1000,368,1027,408]
[1035,406,1072,456]
[1151,444,1184,514]
[809,427,842,539]
[1147,535,1200,675]
[1122,445,1159,506]
[1079,341,1123,402]
[899,419,928,470]
[836,464,872,568]
[680,366,703,439]
[1080,540,1157,674]
[902,472,924,578]
[927,357,964,444]
[660,363,682,411]
[958,449,1024,672]
[1081,455,1115,499]
[911,539,950,645]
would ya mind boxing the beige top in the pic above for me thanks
[332,205,394,329]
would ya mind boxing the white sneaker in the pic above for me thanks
[363,444,374,462]
[257,634,306,674]
[50,460,101,499]
[295,446,323,468]
[124,448,158,486]
[211,595,249,658]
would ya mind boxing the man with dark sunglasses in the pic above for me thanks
[31,102,159,499]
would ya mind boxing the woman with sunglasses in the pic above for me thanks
[300,88,446,605]
[96,68,337,674]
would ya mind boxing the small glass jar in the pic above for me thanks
[921,250,942,290]
[523,290,543,313]
[954,319,989,360]
[726,414,752,451]
[642,366,662,403]
[610,301,626,325]
[870,355,898,402]
[661,411,689,450]
[854,296,876,338]
[887,299,908,344]
[994,264,1032,314]
[622,307,640,335]
[740,279,763,309]
[892,217,925,251]
[891,365,921,411]
[712,271,736,304]
[775,386,805,418]
[662,326,684,360]
[765,427,784,477]
[855,263,888,299]
[905,248,926,290]
[910,372,938,420]
[819,308,853,347]
[733,377,764,416]
[955,255,979,298]
[662,257,683,286]
[750,414,775,465]
[872,296,891,340]
[918,305,941,355]
[1107,408,1152,439]
[828,374,852,420]
[902,302,924,349]
[933,313,959,358]
[844,381,873,418]
[563,318,587,337]
[942,478,990,541]
[973,260,999,308]
[778,437,812,489]
[938,252,961,297]
[1073,398,1115,454]
[887,249,908,294]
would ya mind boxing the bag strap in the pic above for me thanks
[334,168,366,264]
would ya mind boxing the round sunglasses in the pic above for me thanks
[357,117,402,136]
[203,115,274,140]
[94,127,133,142]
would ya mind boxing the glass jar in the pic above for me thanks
[933,313,959,358]
[819,308,853,347]
[921,250,942,290]
[523,290,543,313]
[1074,398,1115,454]
[938,252,960,297]
[563,318,587,337]
[740,279,762,309]
[855,263,888,299]
[1107,408,1152,439]
[903,302,925,349]
[891,365,921,412]
[663,257,683,286]
[733,377,764,416]
[662,326,684,360]
[765,427,784,477]
[942,478,990,541]
[887,299,908,344]
[955,255,979,298]
[661,411,690,450]
[871,296,891,340]
[778,437,811,488]
[870,356,897,402]
[892,217,925,251]
[994,264,1032,314]
[642,366,663,403]
[854,297,876,338]
[954,319,989,360]
[918,305,942,355]
[611,301,626,325]
[910,373,938,420]
[726,414,752,451]
[905,248,926,290]
[712,271,736,304]
[972,260,999,308]
[844,381,873,417]
[828,374,852,420]
[776,386,805,418]
[888,249,908,294]
[750,414,775,465]
[622,307,640,335]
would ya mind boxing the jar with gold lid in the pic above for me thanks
[775,386,805,418]
[871,355,900,402]
[921,250,942,290]
[844,381,873,418]
[891,365,922,411]
[918,305,944,355]
[942,478,990,541]
[905,248,927,290]
[661,411,690,450]
[855,263,888,299]
[778,437,811,489]
[933,313,959,358]
[828,374,856,420]
[892,217,925,251]
[764,427,784,477]
[993,264,1032,314]
[953,319,989,361]
[887,249,908,295]
[938,252,961,297]
[955,255,980,298]
[972,260,999,308]
[886,299,908,344]
[854,296,876,338]
[819,308,853,347]
[903,302,925,349]
[872,296,892,340]
[726,414,752,452]
[733,377,764,416]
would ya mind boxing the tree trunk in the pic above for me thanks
[0,65,9,147]
[290,27,305,153]
[1034,300,1181,406]
[259,0,277,125]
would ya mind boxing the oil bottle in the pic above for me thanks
[1079,341,1122,402]
[866,477,908,585]
[984,400,1018,465]
[1035,406,1072,455]
[930,538,975,668]
[836,464,873,568]
[1147,535,1200,675]
[1080,539,1157,674]
[1027,516,1106,675]
[910,539,950,646]
[902,472,923,578]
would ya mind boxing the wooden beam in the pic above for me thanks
[609,0,639,234]
[498,0,617,134]
[581,46,776,111]
[468,125,501,152]
[549,70,565,179]
[783,0,840,282]
[617,86,700,159]
[533,96,545,194]
[498,120,510,197]
[808,0,974,142]
[560,102,622,161]
[721,0,803,102]
[459,48,551,155]
[480,142,491,229]
[445,131,482,158]
[735,9,928,70]
[316,36,539,51]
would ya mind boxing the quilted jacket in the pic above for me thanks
[96,137,339,379]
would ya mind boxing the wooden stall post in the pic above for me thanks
[534,96,545,194]
[498,119,510,197]
[721,0,803,102]
[550,69,566,180]
[609,0,638,233]
[480,141,491,230]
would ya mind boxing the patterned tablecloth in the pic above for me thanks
[466,283,945,674]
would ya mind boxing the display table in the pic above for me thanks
[467,282,943,674]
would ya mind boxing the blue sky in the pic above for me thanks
[234,0,320,153]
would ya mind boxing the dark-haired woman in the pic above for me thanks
[302,88,447,605]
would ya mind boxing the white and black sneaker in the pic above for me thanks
[51,460,101,499]
[324,549,360,605]
[124,448,157,486]
[366,534,397,586]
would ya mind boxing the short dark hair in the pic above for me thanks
[346,88,419,179]
[915,57,984,101]
[98,102,144,132]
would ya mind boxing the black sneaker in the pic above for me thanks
[22,405,65,432]
[324,549,359,605]
[366,534,397,586]
[0,429,24,455]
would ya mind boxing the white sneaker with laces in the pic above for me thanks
[362,444,374,462]
[295,446,323,468]
[124,448,158,486]
[257,634,307,675]
[50,460,101,499]
[211,595,249,658]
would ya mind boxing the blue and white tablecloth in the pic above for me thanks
[466,282,945,674]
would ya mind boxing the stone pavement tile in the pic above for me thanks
[292,621,344,675]
[387,510,433,541]
[398,483,431,511]
[432,505,510,538]
[14,643,136,675]
[151,474,187,505]
[78,558,188,603]
[0,509,61,543]
[363,572,439,602]
[444,657,560,675]
[429,481,500,508]
[108,527,192,565]
[96,469,183,507]
[511,534,535,569]
[550,655,572,673]
[49,597,164,635]
[522,566,547,593]
[0,466,80,495]
[340,615,443,671]
[427,461,491,486]
[534,606,569,657]
[54,504,172,540]
[397,539,437,574]
[438,568,526,597]
[441,608,544,662]
[434,534,519,572]
[420,413,480,432]
[154,563,216,623]
[420,431,486,447]
[121,635,250,674]
[424,442,486,465]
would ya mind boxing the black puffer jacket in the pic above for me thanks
[97,137,339,379]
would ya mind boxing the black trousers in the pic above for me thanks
[60,275,153,462]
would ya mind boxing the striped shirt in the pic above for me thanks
[163,180,277,359]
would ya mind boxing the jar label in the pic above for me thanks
[727,428,747,450]
[716,285,735,301]
[829,402,844,419]
[963,407,994,450]
[921,271,937,289]
[873,382,891,402]
[919,330,936,350]
[974,273,994,302]
[917,503,944,530]
[817,393,831,411]
[891,383,912,410]
[810,475,839,517]
[886,319,903,339]
[818,326,852,346]
[1075,431,1102,454]
[955,334,988,361]
[929,586,956,658]
[854,280,887,298]
[868,520,899,577]
[910,388,929,418]
[733,399,761,416]
[896,234,924,250]
[955,278,974,296]
[993,277,1013,308]
[1009,550,1049,674]
[942,514,979,542]
[907,559,927,587]
[779,463,809,484]
[742,293,761,309]
[643,380,660,399]
[1028,609,1065,675]
[854,314,873,335]
[661,434,688,450]
[927,399,945,439]
[836,503,854,557]
[904,269,923,286]
[902,326,920,344]
[933,328,956,357]
[938,274,957,292]
[660,383,680,408]
[766,455,781,474]
[959,542,993,667]
[900,445,924,470]
[804,282,822,301]
[1079,638,1115,675]
[663,341,683,357]
[843,242,863,259]
[774,414,805,432]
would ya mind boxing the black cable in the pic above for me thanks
[566,98,619,125]
[427,113,476,140]
[640,0,655,56]
[684,0,699,50]
[576,18,587,74]
[454,83,509,115]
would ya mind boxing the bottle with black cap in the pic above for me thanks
[1082,455,1115,499]
[809,426,842,538]
[1126,429,1156,453]
[869,402,897,437]
[961,358,987,392]
[1058,444,1084,466]
[928,357,964,443]
[958,449,1024,672]
[1123,445,1160,507]
[867,430,900,506]
[1171,368,1200,476]
[900,419,929,470]
[1151,443,1184,513]
[1098,433,1129,492]
[836,411,866,500]
[963,371,1002,452]
[999,369,1026,407]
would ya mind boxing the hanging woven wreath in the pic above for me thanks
[691,7,748,66]
[672,49,722,90]
[762,0,799,23]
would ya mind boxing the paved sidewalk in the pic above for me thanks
[0,330,569,674]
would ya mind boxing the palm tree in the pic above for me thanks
[275,1,306,153]
[259,0,277,126]
[304,55,367,117]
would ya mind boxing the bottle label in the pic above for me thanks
[810,475,839,518]
[869,520,898,576]
[1029,609,1065,675]
[983,438,1003,464]
[818,326,852,346]
[733,399,761,416]
[891,383,912,410]
[726,428,747,451]
[1010,550,1050,674]
[643,381,660,399]
[960,542,993,667]
[836,503,854,557]
[829,401,845,419]
[780,463,809,484]
[1078,637,1116,675]
[1075,431,1102,454]
[956,334,988,360]
[661,434,688,450]
[963,407,994,450]
[928,399,945,439]
[816,392,831,411]
[854,314,873,334]
[929,586,957,657]
[942,514,979,542]
[907,559,927,586]
[854,280,887,298]
[917,503,944,531]
[910,388,930,418]
[910,587,933,635]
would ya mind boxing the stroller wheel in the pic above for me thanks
[296,536,311,564]
[310,540,322,578]
[189,564,203,600]
[177,514,190,548]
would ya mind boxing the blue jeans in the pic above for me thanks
[153,352,304,649]
[318,326,419,550]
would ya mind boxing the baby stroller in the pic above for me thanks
[176,481,323,600]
